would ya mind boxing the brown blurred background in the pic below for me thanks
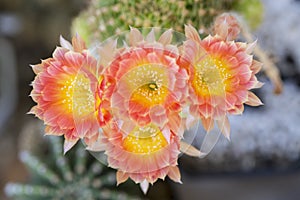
[0,1,86,199]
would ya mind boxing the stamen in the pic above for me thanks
[123,124,168,154]
[192,56,231,96]
[149,83,157,90]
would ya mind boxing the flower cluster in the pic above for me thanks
[30,14,262,193]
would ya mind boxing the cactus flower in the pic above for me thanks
[180,25,263,138]
[30,35,100,153]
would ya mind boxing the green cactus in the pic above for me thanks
[232,0,264,30]
[71,0,263,45]
[5,136,139,200]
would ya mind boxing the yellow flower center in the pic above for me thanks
[123,124,168,154]
[59,77,74,112]
[192,56,231,97]
[130,83,168,107]
[120,64,169,107]
[60,73,95,116]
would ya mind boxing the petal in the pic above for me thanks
[60,35,73,50]
[161,128,171,144]
[44,126,64,136]
[246,40,257,54]
[116,170,129,186]
[201,117,214,132]
[217,116,230,140]
[129,27,143,46]
[225,92,238,109]
[168,166,182,184]
[158,29,173,45]
[215,21,229,41]
[52,47,68,61]
[250,60,263,74]
[198,104,214,119]
[184,113,197,129]
[140,179,150,194]
[98,39,118,67]
[180,141,205,157]
[146,28,155,43]
[245,91,263,106]
[64,51,84,68]
[185,24,201,43]
[213,13,240,41]
[229,104,244,115]
[253,81,264,89]
[72,34,86,52]
[86,141,106,152]
[149,105,168,127]
[63,139,78,154]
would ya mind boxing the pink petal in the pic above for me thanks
[213,13,240,41]
[185,24,201,43]
[72,34,86,52]
[254,81,264,89]
[184,113,197,129]
[60,35,73,50]
[158,29,173,45]
[98,39,118,67]
[250,60,263,74]
[234,90,248,103]
[180,141,204,157]
[168,166,182,184]
[64,139,78,154]
[162,128,171,144]
[215,20,229,40]
[146,28,155,43]
[167,111,183,136]
[44,126,64,136]
[217,116,230,140]
[53,47,68,61]
[140,180,150,194]
[228,104,244,115]
[245,91,263,106]
[201,117,214,131]
[116,171,129,186]
[86,142,106,152]
[225,92,237,109]
[149,105,168,127]
[198,103,213,119]
[129,27,143,46]
[246,40,257,54]
[210,41,228,55]
[64,51,84,69]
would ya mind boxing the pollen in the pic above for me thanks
[130,83,168,107]
[125,64,169,107]
[59,73,95,116]
[149,83,158,90]
[60,77,75,112]
[122,124,168,154]
[192,56,231,97]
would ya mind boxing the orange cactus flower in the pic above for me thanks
[180,25,263,139]
[97,28,189,137]
[87,122,182,194]
[30,35,100,152]
[86,122,203,194]
[113,124,181,193]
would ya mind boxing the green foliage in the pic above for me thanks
[232,0,264,30]
[5,136,139,200]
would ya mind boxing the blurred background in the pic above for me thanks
[0,0,300,199]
